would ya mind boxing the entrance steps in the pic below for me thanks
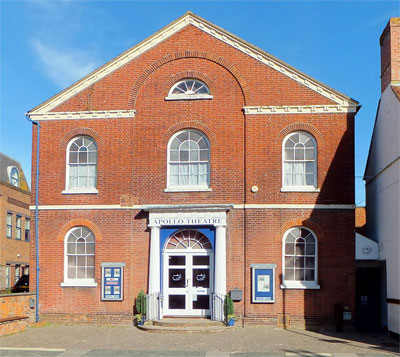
[138,318,230,333]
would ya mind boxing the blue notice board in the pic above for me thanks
[101,263,125,301]
[251,264,276,303]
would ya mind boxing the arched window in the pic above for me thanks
[282,132,317,189]
[167,130,210,190]
[166,79,212,100]
[283,227,319,289]
[166,230,212,250]
[66,136,97,192]
[62,226,96,286]
[10,167,20,187]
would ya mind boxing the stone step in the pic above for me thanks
[138,318,231,333]
[153,318,225,328]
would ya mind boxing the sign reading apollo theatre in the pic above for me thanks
[151,217,224,226]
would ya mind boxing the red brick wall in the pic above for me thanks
[0,293,36,335]
[29,22,356,326]
[380,18,400,92]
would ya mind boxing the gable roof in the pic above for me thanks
[27,11,359,116]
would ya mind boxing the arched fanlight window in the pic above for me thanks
[166,79,212,100]
[10,167,20,187]
[283,227,319,288]
[63,226,96,286]
[167,129,210,190]
[166,230,212,250]
[282,132,317,189]
[66,136,97,191]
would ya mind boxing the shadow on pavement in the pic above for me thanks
[283,328,399,354]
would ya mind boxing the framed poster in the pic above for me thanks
[101,263,125,301]
[251,264,276,303]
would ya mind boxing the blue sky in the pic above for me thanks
[1,0,399,205]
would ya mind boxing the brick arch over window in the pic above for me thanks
[163,70,214,95]
[277,218,324,242]
[56,219,102,242]
[162,121,217,147]
[276,123,323,145]
[128,51,250,108]
[60,128,104,150]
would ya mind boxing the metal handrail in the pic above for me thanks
[212,292,225,322]
[146,292,162,321]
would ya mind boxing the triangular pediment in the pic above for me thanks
[28,11,358,116]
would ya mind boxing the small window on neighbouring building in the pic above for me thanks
[15,265,20,283]
[9,167,20,187]
[22,265,29,276]
[6,213,12,238]
[5,264,10,288]
[25,218,31,241]
[16,216,22,240]
[166,79,212,100]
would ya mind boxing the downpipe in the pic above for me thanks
[26,115,40,323]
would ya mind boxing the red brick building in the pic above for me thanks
[27,12,358,327]
[0,153,31,292]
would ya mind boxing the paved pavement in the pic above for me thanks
[0,324,399,357]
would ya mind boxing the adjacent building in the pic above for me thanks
[27,12,359,327]
[0,153,31,292]
[364,18,400,337]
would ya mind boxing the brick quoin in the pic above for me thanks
[28,13,357,327]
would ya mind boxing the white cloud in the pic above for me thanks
[31,39,100,88]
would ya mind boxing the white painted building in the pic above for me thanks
[364,18,400,336]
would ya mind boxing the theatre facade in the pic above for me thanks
[27,12,359,327]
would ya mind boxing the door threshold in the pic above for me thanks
[162,316,211,319]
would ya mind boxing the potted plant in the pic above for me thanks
[135,290,146,326]
[134,313,143,326]
[224,293,235,326]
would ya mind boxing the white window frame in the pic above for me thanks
[281,227,320,290]
[63,136,98,194]
[7,166,20,187]
[61,227,97,287]
[165,79,213,101]
[166,129,211,192]
[281,131,319,192]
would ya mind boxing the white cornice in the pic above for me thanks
[29,12,358,115]
[27,110,136,121]
[30,203,355,210]
[234,204,355,209]
[243,105,358,115]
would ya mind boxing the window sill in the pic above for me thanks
[61,281,97,288]
[280,282,320,290]
[165,187,212,192]
[62,189,98,195]
[281,187,320,193]
[165,95,213,101]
